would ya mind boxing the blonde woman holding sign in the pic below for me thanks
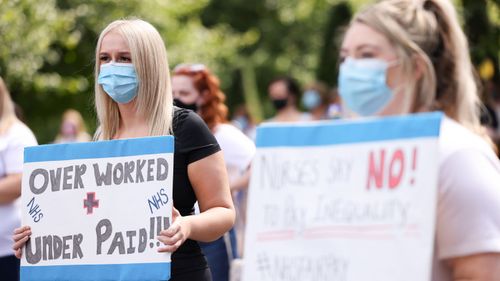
[338,0,500,280]
[13,19,235,281]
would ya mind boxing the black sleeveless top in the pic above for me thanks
[170,107,220,277]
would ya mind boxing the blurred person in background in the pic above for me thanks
[172,63,256,281]
[327,87,343,119]
[301,81,332,120]
[338,0,500,280]
[231,104,257,141]
[0,77,37,281]
[266,76,311,122]
[54,109,91,143]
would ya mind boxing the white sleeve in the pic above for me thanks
[436,148,500,259]
[216,125,256,171]
[4,124,38,174]
[230,133,256,171]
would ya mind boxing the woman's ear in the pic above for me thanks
[413,54,427,81]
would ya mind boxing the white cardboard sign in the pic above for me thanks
[21,136,174,281]
[243,113,442,281]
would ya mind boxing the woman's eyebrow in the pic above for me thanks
[355,44,381,51]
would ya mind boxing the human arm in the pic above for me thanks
[186,151,235,241]
[0,173,22,204]
[230,166,251,192]
[448,253,500,281]
[157,151,235,252]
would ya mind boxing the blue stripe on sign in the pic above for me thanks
[24,136,174,163]
[21,262,170,281]
[256,112,443,147]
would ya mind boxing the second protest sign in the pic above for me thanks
[243,113,442,281]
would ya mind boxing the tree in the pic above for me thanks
[1,0,245,143]
[200,0,352,119]
[3,0,498,143]
[461,0,500,86]
[316,2,352,87]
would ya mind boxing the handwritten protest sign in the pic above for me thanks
[242,113,442,281]
[21,136,174,281]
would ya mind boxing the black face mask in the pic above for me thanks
[174,98,198,112]
[272,98,288,111]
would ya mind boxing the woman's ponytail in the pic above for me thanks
[423,0,482,133]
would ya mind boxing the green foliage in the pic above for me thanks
[0,0,73,85]
[461,0,500,84]
[199,0,353,119]
[316,2,352,86]
[1,0,499,143]
[1,0,246,143]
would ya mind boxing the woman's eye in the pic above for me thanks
[99,55,110,62]
[360,52,375,58]
[118,56,131,62]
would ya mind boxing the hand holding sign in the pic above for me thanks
[157,206,189,253]
[13,226,31,259]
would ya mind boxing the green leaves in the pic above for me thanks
[2,0,498,144]
[0,0,73,83]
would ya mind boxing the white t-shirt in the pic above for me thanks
[0,122,37,257]
[213,123,256,182]
[432,117,500,280]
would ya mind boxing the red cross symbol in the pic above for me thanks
[84,192,99,214]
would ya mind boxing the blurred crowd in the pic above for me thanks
[2,0,500,280]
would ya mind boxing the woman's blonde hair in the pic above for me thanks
[352,0,481,133]
[94,19,173,140]
[0,77,19,134]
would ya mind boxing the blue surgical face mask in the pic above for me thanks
[302,90,321,110]
[98,62,139,104]
[338,58,395,116]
